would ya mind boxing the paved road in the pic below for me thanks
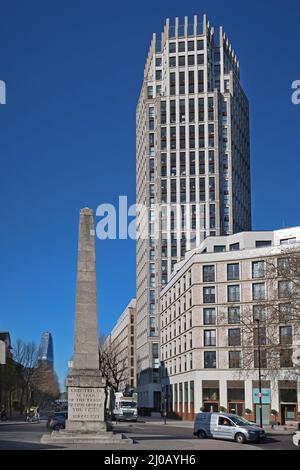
[114,421,299,451]
[0,420,298,450]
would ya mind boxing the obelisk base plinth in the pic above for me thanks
[65,368,107,433]
[41,369,132,445]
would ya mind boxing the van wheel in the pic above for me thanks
[197,430,207,439]
[235,433,246,444]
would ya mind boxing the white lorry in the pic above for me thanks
[112,391,138,422]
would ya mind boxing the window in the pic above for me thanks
[170,126,176,149]
[169,56,176,67]
[156,70,162,81]
[203,287,215,304]
[280,349,293,368]
[203,265,215,283]
[189,151,195,175]
[227,264,240,281]
[198,70,204,93]
[280,326,293,345]
[180,152,186,175]
[197,54,204,65]
[253,305,266,322]
[203,308,216,325]
[188,40,194,51]
[228,307,240,324]
[278,281,292,299]
[252,261,265,279]
[169,42,176,53]
[179,55,185,67]
[197,39,204,50]
[178,41,185,52]
[229,351,241,368]
[230,243,240,252]
[147,86,153,98]
[228,285,240,303]
[204,330,216,347]
[170,72,176,95]
[180,126,185,149]
[280,238,296,246]
[254,327,267,346]
[199,123,205,147]
[228,328,241,346]
[160,101,167,125]
[189,125,195,149]
[189,99,195,123]
[214,245,226,253]
[180,179,186,203]
[256,240,272,248]
[254,350,267,368]
[160,127,167,151]
[167,101,176,125]
[204,351,216,369]
[252,283,266,301]
[199,177,205,201]
[188,70,194,93]
[179,71,185,94]
[188,54,195,66]
[277,257,289,274]
[279,304,292,323]
[209,150,215,174]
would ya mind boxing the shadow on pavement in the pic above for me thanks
[0,440,66,450]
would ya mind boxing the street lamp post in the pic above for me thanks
[255,318,263,429]
[162,388,167,424]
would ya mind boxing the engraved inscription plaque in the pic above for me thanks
[68,387,103,421]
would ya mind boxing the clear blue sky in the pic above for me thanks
[0,0,299,389]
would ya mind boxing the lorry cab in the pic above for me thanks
[194,412,265,444]
[112,391,138,422]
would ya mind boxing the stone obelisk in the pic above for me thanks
[65,207,106,433]
[41,208,131,445]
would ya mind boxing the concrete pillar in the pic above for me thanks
[245,380,253,411]
[219,379,227,409]
[271,379,279,413]
[194,376,202,412]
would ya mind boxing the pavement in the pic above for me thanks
[0,418,299,451]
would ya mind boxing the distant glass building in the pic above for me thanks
[38,332,54,368]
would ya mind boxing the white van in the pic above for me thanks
[194,412,265,444]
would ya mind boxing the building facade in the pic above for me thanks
[136,14,251,411]
[38,332,54,368]
[160,227,300,424]
[0,332,12,366]
[104,299,137,390]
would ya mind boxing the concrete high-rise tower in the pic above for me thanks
[136,15,252,412]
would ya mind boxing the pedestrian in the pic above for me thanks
[35,406,40,423]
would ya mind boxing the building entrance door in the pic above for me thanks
[228,402,244,416]
[203,402,219,412]
[255,404,270,425]
[153,392,161,412]
[281,404,296,424]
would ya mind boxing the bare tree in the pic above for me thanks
[240,247,300,379]
[98,335,128,411]
[32,364,60,407]
[12,340,39,409]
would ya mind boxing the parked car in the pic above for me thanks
[193,412,265,444]
[292,431,300,447]
[47,411,68,431]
